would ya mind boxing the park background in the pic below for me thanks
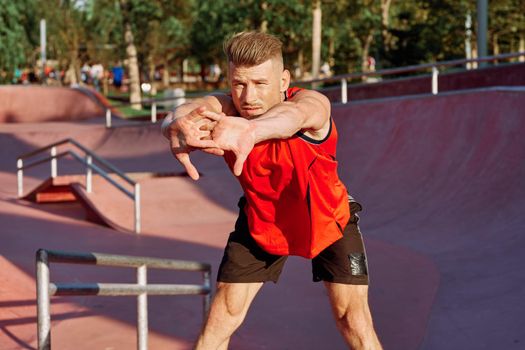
[1,0,524,108]
[1,1,525,350]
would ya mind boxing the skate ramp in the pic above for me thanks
[1,87,524,349]
[0,85,119,123]
[332,87,525,349]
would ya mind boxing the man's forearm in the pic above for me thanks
[248,91,330,143]
[248,102,306,143]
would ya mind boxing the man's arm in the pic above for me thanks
[161,93,237,180]
[206,89,331,176]
[249,89,331,143]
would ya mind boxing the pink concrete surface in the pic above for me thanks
[1,86,524,349]
[0,86,119,123]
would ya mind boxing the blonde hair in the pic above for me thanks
[223,31,283,68]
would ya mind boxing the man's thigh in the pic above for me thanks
[312,201,369,285]
[218,197,287,283]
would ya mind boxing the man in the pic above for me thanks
[162,31,382,349]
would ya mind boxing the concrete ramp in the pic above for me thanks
[1,87,524,349]
[0,85,120,123]
[332,87,525,349]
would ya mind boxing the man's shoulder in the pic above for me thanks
[286,86,304,100]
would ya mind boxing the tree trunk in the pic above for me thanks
[120,0,142,109]
[518,34,525,62]
[124,23,142,109]
[493,33,500,65]
[66,48,79,86]
[328,36,335,67]
[361,31,374,74]
[149,60,157,95]
[381,0,393,52]
[297,49,304,80]
[471,43,479,69]
[260,2,268,32]
[311,0,322,84]
[163,59,170,88]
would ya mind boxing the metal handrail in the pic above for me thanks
[107,51,525,122]
[36,249,212,350]
[17,138,141,233]
[294,51,525,103]
[105,91,213,128]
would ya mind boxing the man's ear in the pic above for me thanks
[280,69,291,92]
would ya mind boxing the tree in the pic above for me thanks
[0,0,38,83]
[489,0,525,60]
[324,0,382,75]
[40,0,88,85]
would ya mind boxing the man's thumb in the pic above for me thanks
[233,153,248,177]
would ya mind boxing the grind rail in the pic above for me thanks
[16,138,142,233]
[36,249,212,350]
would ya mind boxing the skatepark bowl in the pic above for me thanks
[1,61,525,350]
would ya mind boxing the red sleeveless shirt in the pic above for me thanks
[224,87,350,258]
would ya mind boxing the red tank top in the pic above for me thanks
[224,87,350,258]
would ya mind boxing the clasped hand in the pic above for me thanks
[167,106,255,179]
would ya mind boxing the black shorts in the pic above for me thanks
[217,197,369,285]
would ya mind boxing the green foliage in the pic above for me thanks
[0,0,38,82]
[2,0,524,85]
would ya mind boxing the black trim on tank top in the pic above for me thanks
[295,118,332,144]
[285,89,332,144]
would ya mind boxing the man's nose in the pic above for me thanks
[243,84,257,104]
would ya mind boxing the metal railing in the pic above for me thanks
[106,52,525,123]
[105,91,211,128]
[295,51,525,103]
[16,138,142,233]
[36,249,212,350]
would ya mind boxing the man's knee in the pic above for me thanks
[325,284,374,332]
[214,282,261,320]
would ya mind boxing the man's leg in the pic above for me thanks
[195,282,263,350]
[324,283,382,350]
[198,197,286,349]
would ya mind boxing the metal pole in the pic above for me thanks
[137,265,148,350]
[50,147,57,178]
[203,270,211,321]
[36,249,51,350]
[40,19,46,83]
[134,183,141,234]
[465,12,473,70]
[431,67,439,95]
[86,155,93,193]
[477,0,488,67]
[106,108,112,128]
[341,79,348,104]
[151,103,157,123]
[17,158,23,198]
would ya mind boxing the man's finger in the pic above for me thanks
[186,138,219,149]
[233,152,248,177]
[188,106,208,120]
[202,147,225,156]
[175,152,200,180]
[200,110,224,121]
[198,120,217,131]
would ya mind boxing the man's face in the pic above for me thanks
[229,58,290,119]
